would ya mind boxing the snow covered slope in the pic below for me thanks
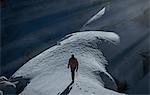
[13,31,125,95]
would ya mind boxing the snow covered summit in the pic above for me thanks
[13,31,124,95]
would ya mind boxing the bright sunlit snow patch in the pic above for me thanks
[82,7,106,27]
[80,7,105,31]
[60,31,120,45]
[13,31,124,95]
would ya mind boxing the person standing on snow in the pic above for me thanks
[68,54,79,82]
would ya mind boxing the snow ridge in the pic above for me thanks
[13,31,124,95]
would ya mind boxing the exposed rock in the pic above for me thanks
[0,81,16,95]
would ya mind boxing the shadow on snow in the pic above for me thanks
[58,81,74,95]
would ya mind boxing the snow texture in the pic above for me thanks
[13,31,125,95]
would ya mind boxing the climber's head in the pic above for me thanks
[71,54,74,58]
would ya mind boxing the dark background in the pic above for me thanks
[1,0,149,85]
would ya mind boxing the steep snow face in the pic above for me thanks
[79,0,149,90]
[13,31,124,95]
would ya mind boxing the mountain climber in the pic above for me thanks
[68,54,79,82]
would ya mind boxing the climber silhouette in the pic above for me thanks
[68,54,79,82]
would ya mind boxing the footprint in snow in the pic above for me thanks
[57,92,60,95]
[75,83,80,88]
[84,90,88,92]
[92,92,96,94]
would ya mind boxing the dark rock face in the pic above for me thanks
[9,76,30,94]
[0,81,16,95]
[0,76,30,95]
[0,76,8,82]
[0,91,3,95]
[93,71,117,91]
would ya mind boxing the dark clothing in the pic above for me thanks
[68,58,78,71]
[68,57,78,72]
[71,70,75,81]
[68,57,79,81]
